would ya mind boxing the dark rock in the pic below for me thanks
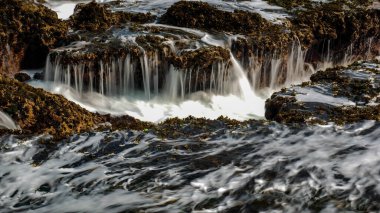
[14,72,31,82]
[69,1,156,32]
[265,60,380,124]
[0,0,68,75]
[0,75,104,139]
[160,1,291,52]
[33,72,44,80]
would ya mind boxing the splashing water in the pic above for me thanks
[0,111,19,130]
[1,121,380,212]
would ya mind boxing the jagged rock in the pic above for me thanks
[160,1,292,52]
[290,1,380,59]
[265,61,380,124]
[14,72,31,82]
[0,0,68,75]
[69,1,156,32]
[0,75,104,139]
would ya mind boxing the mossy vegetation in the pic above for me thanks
[265,61,380,124]
[159,1,291,52]
[0,76,256,140]
[0,0,68,74]
[69,1,156,32]
[0,75,104,139]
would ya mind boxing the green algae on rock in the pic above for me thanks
[0,0,68,75]
[265,61,380,124]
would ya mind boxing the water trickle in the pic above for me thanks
[0,111,19,130]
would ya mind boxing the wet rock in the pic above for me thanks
[0,0,68,75]
[14,73,31,82]
[160,1,271,34]
[33,72,44,80]
[267,0,374,10]
[47,34,232,95]
[69,1,155,32]
[265,61,380,124]
[290,1,380,60]
[160,1,291,52]
[0,75,104,139]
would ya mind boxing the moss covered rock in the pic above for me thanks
[69,1,156,32]
[265,61,380,124]
[0,0,68,74]
[0,75,104,139]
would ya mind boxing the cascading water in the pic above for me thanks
[41,29,372,122]
[0,111,19,130]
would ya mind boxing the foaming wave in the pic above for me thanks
[29,80,265,122]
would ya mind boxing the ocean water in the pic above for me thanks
[1,121,380,212]
[2,1,380,212]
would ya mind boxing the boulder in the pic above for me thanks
[0,0,68,75]
[265,60,380,124]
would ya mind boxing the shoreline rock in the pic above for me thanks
[265,60,380,124]
[0,0,68,75]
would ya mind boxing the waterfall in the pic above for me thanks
[44,35,367,103]
[0,111,19,130]
[45,49,232,100]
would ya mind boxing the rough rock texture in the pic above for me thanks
[70,1,156,32]
[0,75,103,139]
[0,0,68,75]
[160,1,291,52]
[160,1,380,63]
[267,0,374,10]
[265,61,380,124]
[291,1,380,61]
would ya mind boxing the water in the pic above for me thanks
[1,121,380,212]
[3,1,380,212]
[0,111,19,130]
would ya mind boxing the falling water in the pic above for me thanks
[0,111,19,130]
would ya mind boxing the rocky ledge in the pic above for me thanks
[0,0,68,75]
[265,60,380,124]
[0,74,257,140]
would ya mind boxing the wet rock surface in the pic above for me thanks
[69,1,155,32]
[0,75,103,139]
[265,60,380,124]
[0,0,68,75]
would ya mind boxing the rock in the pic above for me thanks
[0,0,68,75]
[0,75,104,139]
[265,60,380,124]
[267,0,374,10]
[290,1,380,58]
[69,1,156,32]
[159,1,291,52]
[33,72,44,80]
[14,72,31,82]
[46,33,232,95]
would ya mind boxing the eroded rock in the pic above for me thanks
[0,0,68,75]
[265,61,380,124]
[69,1,156,32]
[0,75,104,139]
